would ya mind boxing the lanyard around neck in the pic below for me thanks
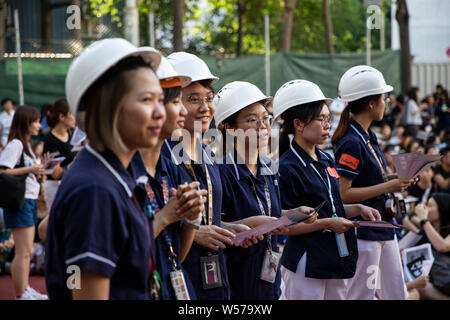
[184,163,213,226]
[165,140,214,226]
[247,176,272,217]
[228,152,272,217]
[350,124,386,176]
[289,141,336,215]
[145,176,179,271]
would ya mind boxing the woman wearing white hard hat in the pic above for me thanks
[214,81,317,299]
[161,52,235,300]
[273,79,381,300]
[134,55,207,300]
[45,39,194,300]
[332,65,416,300]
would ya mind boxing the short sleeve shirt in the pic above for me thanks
[43,132,77,180]
[161,139,230,300]
[334,118,395,241]
[0,110,14,147]
[278,141,358,279]
[44,148,152,300]
[0,139,40,199]
[219,152,281,299]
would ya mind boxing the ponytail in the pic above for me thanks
[279,100,324,156]
[279,124,294,157]
[46,98,70,128]
[331,94,382,148]
[331,106,351,148]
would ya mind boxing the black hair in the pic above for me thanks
[440,147,450,156]
[47,98,70,128]
[196,79,216,94]
[331,94,381,148]
[40,103,52,121]
[424,144,437,154]
[432,193,450,238]
[407,87,419,103]
[1,98,15,106]
[279,100,324,156]
[163,86,182,105]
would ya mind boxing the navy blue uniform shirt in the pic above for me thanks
[131,152,196,300]
[219,152,281,300]
[278,140,358,279]
[45,147,153,300]
[334,118,395,241]
[161,139,230,300]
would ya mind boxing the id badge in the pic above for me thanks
[200,255,222,289]
[335,233,349,257]
[260,250,281,283]
[170,269,190,300]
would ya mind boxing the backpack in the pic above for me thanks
[0,152,27,212]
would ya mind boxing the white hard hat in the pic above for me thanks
[155,55,192,88]
[167,52,219,84]
[214,81,269,127]
[66,38,162,116]
[338,65,393,102]
[272,79,331,120]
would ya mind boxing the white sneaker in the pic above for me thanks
[16,289,38,300]
[26,287,48,300]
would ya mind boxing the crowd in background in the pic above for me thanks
[0,59,449,300]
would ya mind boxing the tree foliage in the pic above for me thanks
[86,0,391,56]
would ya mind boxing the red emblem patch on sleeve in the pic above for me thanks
[327,167,340,178]
[338,153,360,170]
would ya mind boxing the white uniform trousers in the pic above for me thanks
[346,236,408,300]
[279,253,349,300]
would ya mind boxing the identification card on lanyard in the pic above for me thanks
[310,163,349,258]
[200,254,223,289]
[184,163,223,290]
[145,177,190,300]
[247,175,281,282]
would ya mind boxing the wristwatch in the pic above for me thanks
[420,219,429,227]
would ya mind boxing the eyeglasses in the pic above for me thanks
[239,115,273,127]
[314,115,332,127]
[184,94,215,107]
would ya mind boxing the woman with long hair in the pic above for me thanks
[332,65,416,300]
[273,80,380,300]
[0,105,46,299]
[42,98,76,212]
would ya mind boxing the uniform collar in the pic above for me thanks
[290,139,331,168]
[349,118,379,145]
[85,145,138,198]
[226,150,274,182]
[132,152,170,187]
[163,138,214,165]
